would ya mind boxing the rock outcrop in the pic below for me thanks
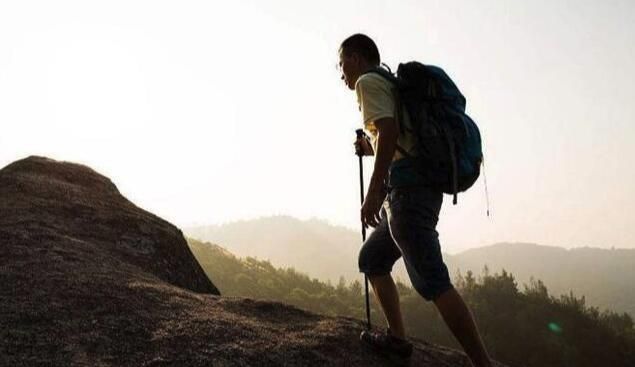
[0,156,510,367]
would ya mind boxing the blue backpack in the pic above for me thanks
[367,62,483,204]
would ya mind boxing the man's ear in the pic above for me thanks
[349,52,360,66]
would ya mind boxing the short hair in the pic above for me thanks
[340,33,380,66]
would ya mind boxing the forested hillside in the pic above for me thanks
[185,218,635,317]
[188,238,635,367]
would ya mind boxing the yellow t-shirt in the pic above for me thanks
[355,73,417,162]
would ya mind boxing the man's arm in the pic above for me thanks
[368,117,398,194]
[361,116,398,228]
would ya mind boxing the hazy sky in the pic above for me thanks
[1,0,634,253]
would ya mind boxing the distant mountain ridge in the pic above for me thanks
[185,216,362,282]
[185,217,635,317]
[450,242,635,318]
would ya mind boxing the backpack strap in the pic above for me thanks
[395,145,412,159]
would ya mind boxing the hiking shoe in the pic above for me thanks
[360,329,413,359]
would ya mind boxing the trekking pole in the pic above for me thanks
[355,128,372,331]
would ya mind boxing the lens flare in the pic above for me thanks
[548,322,562,333]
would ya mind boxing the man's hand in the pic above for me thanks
[354,134,374,156]
[361,187,384,228]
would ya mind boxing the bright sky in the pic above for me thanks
[1,0,634,253]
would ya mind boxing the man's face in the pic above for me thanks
[338,48,360,91]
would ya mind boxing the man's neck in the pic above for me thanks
[359,63,377,75]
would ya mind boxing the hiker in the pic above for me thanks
[338,33,492,367]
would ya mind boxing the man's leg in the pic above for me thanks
[358,207,405,339]
[384,186,492,367]
[368,273,406,339]
[433,287,492,367]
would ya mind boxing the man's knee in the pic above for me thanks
[358,244,396,276]
[357,246,372,274]
[413,279,455,302]
[406,262,454,301]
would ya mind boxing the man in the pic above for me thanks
[338,33,493,367]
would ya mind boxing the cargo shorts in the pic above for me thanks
[358,186,454,301]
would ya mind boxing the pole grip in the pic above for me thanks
[355,129,365,158]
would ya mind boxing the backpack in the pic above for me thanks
[367,62,483,205]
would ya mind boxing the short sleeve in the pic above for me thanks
[355,74,396,125]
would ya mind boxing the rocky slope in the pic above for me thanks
[0,156,510,367]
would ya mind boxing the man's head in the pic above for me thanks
[338,33,380,90]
